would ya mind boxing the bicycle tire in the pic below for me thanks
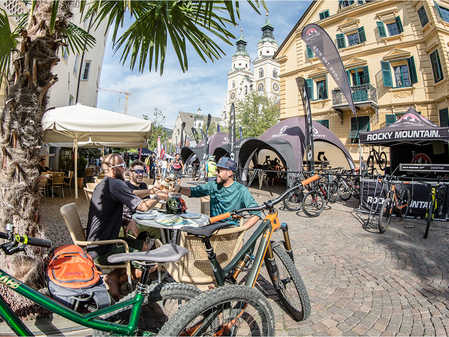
[367,155,375,174]
[264,242,311,321]
[328,181,339,204]
[424,200,434,239]
[379,198,392,233]
[338,180,352,201]
[399,188,411,218]
[283,186,304,211]
[378,152,387,170]
[158,285,275,337]
[95,282,200,335]
[302,190,324,217]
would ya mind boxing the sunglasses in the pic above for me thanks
[131,169,145,174]
[110,162,126,169]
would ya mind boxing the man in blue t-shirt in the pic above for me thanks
[173,157,260,229]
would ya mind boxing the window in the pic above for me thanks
[317,120,329,128]
[336,27,366,49]
[349,116,370,143]
[377,17,403,37]
[418,6,429,27]
[306,45,314,58]
[62,47,68,61]
[348,66,370,86]
[439,108,448,127]
[258,83,264,92]
[232,80,235,89]
[319,10,330,20]
[73,55,79,74]
[259,68,264,78]
[273,69,278,78]
[81,61,91,80]
[435,2,449,23]
[430,49,444,83]
[69,95,74,106]
[339,0,355,9]
[385,114,396,126]
[306,77,328,100]
[380,56,418,88]
[316,80,327,99]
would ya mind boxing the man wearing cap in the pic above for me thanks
[173,156,260,230]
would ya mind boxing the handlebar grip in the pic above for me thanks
[24,236,52,248]
[209,212,231,223]
[301,174,320,186]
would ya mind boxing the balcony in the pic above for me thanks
[332,84,378,123]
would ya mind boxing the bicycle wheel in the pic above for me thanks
[367,155,374,174]
[158,285,275,337]
[424,200,434,239]
[338,180,352,201]
[378,198,392,233]
[399,188,411,218]
[96,282,201,335]
[302,190,324,217]
[378,152,387,170]
[283,187,304,211]
[264,242,311,321]
[328,181,339,204]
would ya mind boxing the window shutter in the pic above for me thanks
[407,56,418,84]
[322,74,328,99]
[418,6,429,27]
[434,0,443,19]
[338,0,344,9]
[346,70,351,86]
[363,66,370,84]
[395,16,404,33]
[386,114,396,126]
[306,79,313,100]
[320,12,324,20]
[336,33,346,48]
[439,108,448,127]
[358,27,366,43]
[306,45,314,58]
[357,0,365,4]
[377,21,386,37]
[381,61,393,87]
[322,120,329,128]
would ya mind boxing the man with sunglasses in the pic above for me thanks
[173,157,260,230]
[86,153,169,300]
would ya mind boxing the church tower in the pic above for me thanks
[221,29,254,128]
[253,14,280,101]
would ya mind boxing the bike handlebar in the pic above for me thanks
[0,232,52,248]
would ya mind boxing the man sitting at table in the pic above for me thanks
[38,157,52,174]
[86,153,169,300]
[173,157,260,230]
[123,159,161,240]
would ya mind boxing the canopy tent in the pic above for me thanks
[181,132,234,163]
[360,108,449,147]
[42,103,152,198]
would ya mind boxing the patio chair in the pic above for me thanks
[85,168,94,183]
[35,175,49,203]
[51,172,65,198]
[86,182,97,190]
[160,226,246,291]
[63,171,74,196]
[60,203,132,290]
[83,187,94,203]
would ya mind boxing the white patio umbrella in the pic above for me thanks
[42,103,152,198]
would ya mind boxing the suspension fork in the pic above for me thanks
[279,222,294,262]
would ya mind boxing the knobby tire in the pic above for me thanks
[378,152,387,170]
[379,198,392,233]
[338,180,352,201]
[425,200,434,239]
[399,188,411,218]
[283,187,304,211]
[328,181,339,204]
[302,190,324,217]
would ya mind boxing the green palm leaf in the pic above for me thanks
[0,9,20,82]
[62,22,96,55]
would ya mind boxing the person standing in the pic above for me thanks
[161,158,168,179]
[205,155,217,182]
[168,153,184,185]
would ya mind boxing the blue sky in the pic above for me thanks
[97,1,312,128]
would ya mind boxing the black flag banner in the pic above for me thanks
[229,103,236,161]
[301,23,356,116]
[296,77,315,171]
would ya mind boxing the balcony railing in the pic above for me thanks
[332,84,378,110]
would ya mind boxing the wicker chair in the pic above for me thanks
[60,203,132,289]
[63,171,74,196]
[83,187,94,203]
[51,172,65,198]
[86,182,97,190]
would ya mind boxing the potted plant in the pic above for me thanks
[77,156,87,188]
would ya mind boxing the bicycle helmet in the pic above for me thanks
[166,195,188,214]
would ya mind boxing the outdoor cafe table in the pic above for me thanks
[133,211,210,244]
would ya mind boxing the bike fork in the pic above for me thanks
[280,222,294,262]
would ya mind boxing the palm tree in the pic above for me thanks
[0,0,265,315]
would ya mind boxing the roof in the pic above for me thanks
[176,111,221,137]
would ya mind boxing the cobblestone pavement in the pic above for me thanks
[27,179,449,335]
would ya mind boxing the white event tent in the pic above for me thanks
[42,103,152,198]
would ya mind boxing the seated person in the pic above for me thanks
[38,157,52,174]
[124,159,161,240]
[173,157,260,230]
[86,153,168,300]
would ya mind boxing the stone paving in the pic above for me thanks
[6,178,449,335]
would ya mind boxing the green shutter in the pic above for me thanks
[434,0,443,19]
[407,56,418,84]
[395,16,404,33]
[338,0,344,9]
[418,6,429,27]
[319,11,324,20]
[346,70,351,86]
[324,74,328,99]
[319,10,329,20]
[306,79,313,100]
[336,33,346,48]
[377,21,386,37]
[363,66,370,84]
[322,120,329,128]
[386,114,396,126]
[381,61,393,87]
[358,27,366,43]
[306,45,314,58]
[439,108,448,127]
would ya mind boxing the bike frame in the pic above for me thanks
[0,267,151,336]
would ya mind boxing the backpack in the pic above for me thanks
[173,160,182,170]
[47,245,112,311]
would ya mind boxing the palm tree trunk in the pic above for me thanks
[0,1,72,316]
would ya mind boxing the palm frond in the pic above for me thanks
[62,22,96,55]
[0,9,19,82]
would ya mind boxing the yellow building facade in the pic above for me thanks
[275,0,449,164]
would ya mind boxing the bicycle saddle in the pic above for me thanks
[107,243,188,264]
[181,222,234,239]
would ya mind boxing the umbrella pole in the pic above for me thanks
[74,142,78,199]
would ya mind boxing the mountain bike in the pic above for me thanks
[367,147,387,175]
[0,225,204,336]
[283,173,319,211]
[178,184,312,323]
[378,178,411,233]
[301,173,338,217]
[336,170,360,201]
[423,182,446,239]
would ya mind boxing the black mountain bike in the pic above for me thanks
[367,147,387,175]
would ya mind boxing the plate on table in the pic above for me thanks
[156,216,184,226]
[134,213,157,221]
[180,212,202,219]
[135,210,157,215]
